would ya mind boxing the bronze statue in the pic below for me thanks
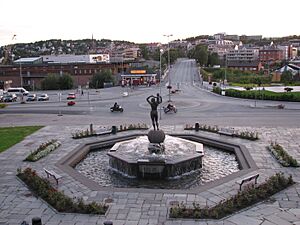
[146,93,162,130]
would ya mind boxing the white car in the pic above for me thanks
[38,94,49,101]
[122,92,129,97]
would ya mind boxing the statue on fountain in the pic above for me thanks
[146,93,165,154]
[146,93,162,131]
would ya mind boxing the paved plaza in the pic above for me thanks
[0,124,300,225]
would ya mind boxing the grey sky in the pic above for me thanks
[1,0,299,45]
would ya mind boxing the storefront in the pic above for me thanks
[120,69,157,86]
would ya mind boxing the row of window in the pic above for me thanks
[74,69,102,74]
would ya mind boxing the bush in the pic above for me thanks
[25,139,61,162]
[268,142,299,167]
[41,73,73,90]
[215,89,300,102]
[17,168,108,214]
[0,103,7,108]
[170,173,294,219]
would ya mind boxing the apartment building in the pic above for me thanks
[227,47,259,61]
[259,48,284,65]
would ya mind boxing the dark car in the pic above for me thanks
[38,94,49,101]
[67,93,76,100]
[26,94,37,101]
[3,93,17,102]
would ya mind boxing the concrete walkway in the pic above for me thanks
[0,125,300,225]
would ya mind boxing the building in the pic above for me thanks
[0,58,129,90]
[225,35,240,41]
[123,48,141,60]
[41,54,110,64]
[227,61,262,72]
[240,35,262,42]
[14,57,43,64]
[227,47,259,61]
[259,48,284,65]
[213,33,226,40]
[120,69,157,86]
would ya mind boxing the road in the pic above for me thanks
[1,58,300,127]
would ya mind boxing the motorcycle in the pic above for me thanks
[110,105,124,112]
[163,104,177,113]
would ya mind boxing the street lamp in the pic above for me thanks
[164,34,173,102]
[224,53,227,89]
[159,49,163,120]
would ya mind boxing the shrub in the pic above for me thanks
[0,103,7,108]
[170,173,294,219]
[118,123,149,132]
[72,129,96,139]
[25,139,61,162]
[17,168,108,214]
[215,89,300,102]
[268,142,299,167]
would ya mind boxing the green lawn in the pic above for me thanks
[0,126,43,153]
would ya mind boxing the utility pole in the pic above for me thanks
[159,49,163,120]
[164,34,173,102]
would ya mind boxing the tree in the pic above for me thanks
[281,71,293,84]
[41,73,73,90]
[188,45,208,66]
[41,74,59,90]
[139,44,149,60]
[208,52,220,66]
[90,69,114,88]
[58,74,73,89]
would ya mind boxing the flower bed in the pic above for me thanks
[0,103,7,108]
[72,129,96,139]
[267,142,299,167]
[25,139,61,162]
[17,168,108,214]
[185,124,259,140]
[170,173,294,219]
[118,123,149,132]
[185,124,219,133]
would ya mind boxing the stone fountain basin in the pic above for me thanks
[56,133,257,193]
[107,135,204,178]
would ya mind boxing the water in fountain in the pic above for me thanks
[75,145,239,189]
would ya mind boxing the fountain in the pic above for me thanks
[107,94,204,179]
[58,94,249,190]
[107,130,204,179]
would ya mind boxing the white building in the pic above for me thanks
[42,54,110,64]
[227,47,259,61]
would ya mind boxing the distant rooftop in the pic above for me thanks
[14,57,42,64]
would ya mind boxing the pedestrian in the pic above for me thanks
[81,90,84,96]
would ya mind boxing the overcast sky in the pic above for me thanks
[1,0,299,46]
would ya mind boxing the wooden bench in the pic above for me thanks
[218,127,235,136]
[95,128,112,136]
[44,168,62,185]
[236,174,259,191]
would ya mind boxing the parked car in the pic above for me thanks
[0,95,3,102]
[38,94,49,101]
[67,93,76,100]
[67,100,75,106]
[26,94,37,101]
[3,93,17,102]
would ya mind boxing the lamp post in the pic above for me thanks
[159,49,163,120]
[164,34,173,102]
[224,53,227,89]
[19,62,23,87]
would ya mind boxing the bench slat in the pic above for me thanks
[44,168,62,185]
[236,174,259,190]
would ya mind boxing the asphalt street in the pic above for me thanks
[1,58,300,127]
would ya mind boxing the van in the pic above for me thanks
[7,87,29,96]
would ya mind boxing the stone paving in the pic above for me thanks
[0,125,300,225]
